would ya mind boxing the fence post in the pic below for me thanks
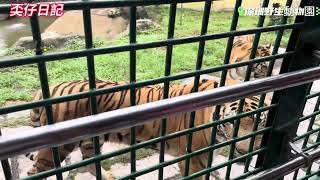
[257,7,320,171]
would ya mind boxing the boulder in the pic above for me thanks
[12,31,82,50]
[107,6,148,19]
[122,19,159,36]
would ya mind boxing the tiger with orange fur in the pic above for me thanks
[227,34,272,85]
[27,79,226,179]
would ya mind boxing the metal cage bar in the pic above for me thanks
[247,146,320,180]
[30,12,63,180]
[158,2,177,179]
[183,0,212,176]
[82,7,103,179]
[129,6,137,178]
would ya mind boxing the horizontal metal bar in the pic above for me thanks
[0,66,320,160]
[0,23,302,68]
[247,146,320,180]
[0,52,292,115]
[302,141,320,152]
[298,169,320,180]
[306,92,320,99]
[120,130,270,180]
[299,110,320,122]
[181,148,267,180]
[0,0,216,13]
[233,167,264,180]
[293,127,320,142]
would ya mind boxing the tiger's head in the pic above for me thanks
[253,44,272,78]
[229,43,272,81]
[219,96,268,159]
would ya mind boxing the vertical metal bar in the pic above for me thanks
[205,1,243,178]
[183,0,212,177]
[158,3,177,180]
[219,0,242,88]
[30,13,63,180]
[225,0,270,178]
[244,0,293,173]
[0,129,12,180]
[129,6,137,179]
[82,7,102,180]
[207,4,243,176]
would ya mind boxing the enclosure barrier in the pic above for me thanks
[1,65,320,159]
[247,146,320,180]
[1,0,320,179]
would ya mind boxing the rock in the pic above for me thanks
[122,19,159,36]
[107,6,148,19]
[136,19,160,32]
[12,31,83,50]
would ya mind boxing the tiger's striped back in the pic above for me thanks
[31,79,219,126]
[28,79,224,180]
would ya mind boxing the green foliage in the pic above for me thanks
[5,48,33,57]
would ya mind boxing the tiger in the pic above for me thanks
[26,79,228,180]
[26,78,269,179]
[227,34,272,85]
[219,95,269,159]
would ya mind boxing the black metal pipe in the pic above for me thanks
[0,66,320,160]
[247,147,320,180]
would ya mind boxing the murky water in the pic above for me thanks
[0,16,57,55]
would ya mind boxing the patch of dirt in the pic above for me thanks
[45,10,128,39]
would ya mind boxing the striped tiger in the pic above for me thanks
[27,79,227,180]
[220,96,268,156]
[227,34,272,84]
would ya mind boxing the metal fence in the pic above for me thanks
[0,0,320,179]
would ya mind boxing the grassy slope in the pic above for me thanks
[0,7,291,106]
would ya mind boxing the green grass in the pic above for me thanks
[0,6,291,106]
[101,148,156,171]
